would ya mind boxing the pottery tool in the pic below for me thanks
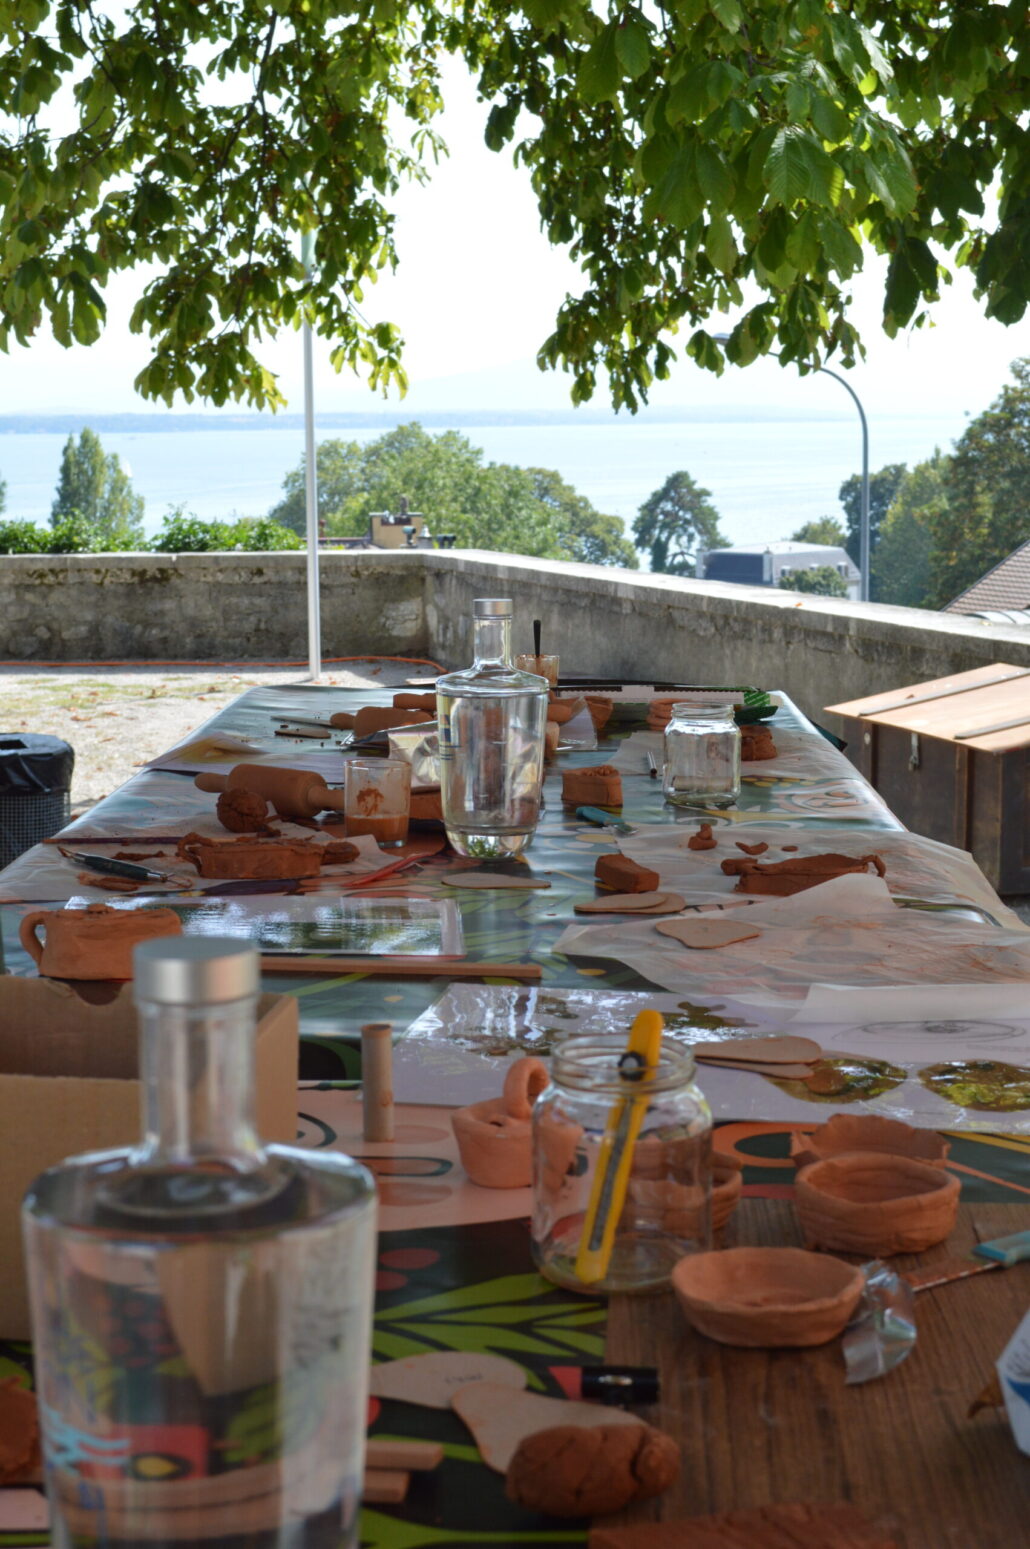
[59,850,191,887]
[369,1351,527,1408]
[363,1469,410,1504]
[645,752,658,779]
[361,1021,394,1142]
[905,1228,1030,1291]
[260,956,542,981]
[450,1381,643,1473]
[195,764,345,820]
[274,725,331,740]
[549,1365,660,1406]
[533,618,542,658]
[577,806,634,835]
[365,1440,443,1472]
[694,1035,823,1067]
[575,1009,664,1286]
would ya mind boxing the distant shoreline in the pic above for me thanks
[0,406,858,434]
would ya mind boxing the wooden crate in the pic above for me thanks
[826,663,1030,895]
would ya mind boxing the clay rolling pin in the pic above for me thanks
[195,764,345,820]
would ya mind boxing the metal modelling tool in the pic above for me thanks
[646,752,659,779]
[62,851,191,887]
[575,1009,664,1286]
[905,1228,1030,1291]
[576,805,634,835]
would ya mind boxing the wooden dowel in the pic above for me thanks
[362,1468,410,1504]
[361,1022,394,1142]
[260,956,542,981]
[365,1440,443,1472]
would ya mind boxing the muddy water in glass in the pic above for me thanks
[437,600,548,860]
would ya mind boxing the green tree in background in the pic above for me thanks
[926,360,1030,607]
[791,517,846,548]
[873,454,948,609]
[839,464,908,572]
[779,566,849,598]
[633,472,727,577]
[0,4,1027,410]
[269,424,634,566]
[51,429,145,546]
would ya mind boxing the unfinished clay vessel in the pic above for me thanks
[452,1057,549,1188]
[671,1246,864,1347]
[795,1152,960,1256]
[19,904,182,981]
[790,1114,950,1172]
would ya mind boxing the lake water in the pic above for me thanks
[0,411,967,551]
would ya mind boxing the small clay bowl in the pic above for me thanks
[672,1247,864,1348]
[790,1114,949,1172]
[795,1152,960,1256]
[711,1152,743,1236]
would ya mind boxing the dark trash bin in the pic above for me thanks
[0,734,75,868]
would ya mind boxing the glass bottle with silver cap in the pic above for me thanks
[436,598,549,859]
[22,936,376,1549]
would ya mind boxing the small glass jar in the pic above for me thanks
[662,701,741,809]
[531,1038,712,1295]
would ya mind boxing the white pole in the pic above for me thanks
[817,365,870,603]
[301,228,321,681]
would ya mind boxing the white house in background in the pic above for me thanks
[698,541,862,601]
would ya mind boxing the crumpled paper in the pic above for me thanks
[843,1260,917,1384]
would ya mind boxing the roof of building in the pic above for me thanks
[945,539,1030,615]
[706,541,846,556]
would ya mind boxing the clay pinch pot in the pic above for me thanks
[672,1246,865,1348]
[19,903,182,981]
[627,1142,741,1240]
[790,1114,950,1172]
[452,1057,550,1189]
[795,1152,960,1257]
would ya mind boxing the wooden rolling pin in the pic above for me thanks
[195,763,345,819]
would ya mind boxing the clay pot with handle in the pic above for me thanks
[452,1057,550,1188]
[19,904,182,981]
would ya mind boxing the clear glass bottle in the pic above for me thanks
[531,1038,712,1295]
[436,598,549,859]
[23,937,377,1549]
[662,701,741,809]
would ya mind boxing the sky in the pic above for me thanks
[4,56,1030,425]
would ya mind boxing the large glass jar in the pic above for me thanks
[531,1038,712,1295]
[662,701,741,809]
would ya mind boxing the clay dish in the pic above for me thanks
[671,1246,864,1347]
[790,1113,950,1172]
[452,1057,549,1189]
[795,1152,960,1256]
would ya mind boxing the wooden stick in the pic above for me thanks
[365,1440,443,1472]
[361,1022,395,1142]
[362,1468,410,1504]
[260,955,542,981]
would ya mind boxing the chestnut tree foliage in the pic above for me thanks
[0,1,1027,411]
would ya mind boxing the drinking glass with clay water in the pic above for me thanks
[344,759,411,846]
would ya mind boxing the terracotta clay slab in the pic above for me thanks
[588,1500,900,1548]
[441,872,551,890]
[451,1381,643,1473]
[695,1036,824,1066]
[696,1059,818,1079]
[574,892,684,915]
[656,918,761,950]
[370,1352,527,1410]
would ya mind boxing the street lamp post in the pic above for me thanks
[711,336,871,602]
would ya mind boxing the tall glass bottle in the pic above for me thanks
[23,937,376,1549]
[436,598,549,859]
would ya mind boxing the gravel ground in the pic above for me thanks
[0,663,370,811]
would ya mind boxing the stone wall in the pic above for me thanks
[3,548,1029,726]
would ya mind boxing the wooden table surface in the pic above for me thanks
[606,1199,1030,1548]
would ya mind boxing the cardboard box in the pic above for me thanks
[0,976,299,1339]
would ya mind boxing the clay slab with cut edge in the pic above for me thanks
[795,1152,961,1256]
[697,1059,819,1079]
[441,872,551,890]
[451,1382,643,1473]
[657,918,761,950]
[790,1113,950,1172]
[694,1036,823,1066]
[369,1351,527,1410]
[574,892,683,915]
[672,1246,865,1348]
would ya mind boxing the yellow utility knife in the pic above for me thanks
[575,1009,664,1287]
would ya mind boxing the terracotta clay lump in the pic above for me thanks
[451,1057,549,1188]
[595,854,659,893]
[19,904,182,981]
[723,851,886,896]
[672,1246,865,1348]
[178,834,323,880]
[505,1424,679,1518]
[561,766,624,807]
[795,1152,960,1256]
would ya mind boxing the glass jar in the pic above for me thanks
[662,701,741,809]
[23,938,377,1549]
[531,1038,712,1295]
